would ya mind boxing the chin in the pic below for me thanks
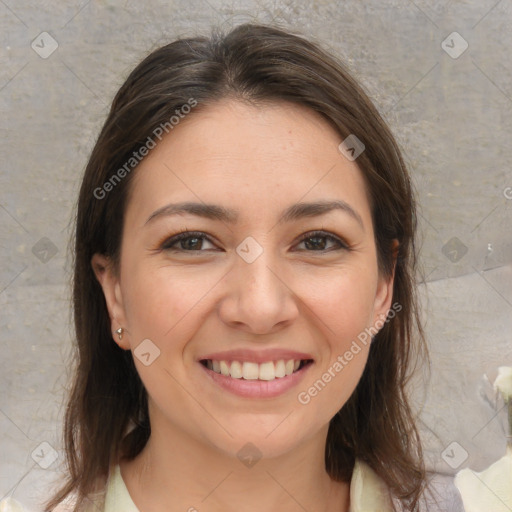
[203,417,315,462]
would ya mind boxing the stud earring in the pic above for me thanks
[115,327,124,340]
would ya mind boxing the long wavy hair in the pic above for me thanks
[46,22,429,512]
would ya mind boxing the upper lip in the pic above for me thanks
[198,349,314,364]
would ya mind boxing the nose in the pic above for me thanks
[218,246,299,335]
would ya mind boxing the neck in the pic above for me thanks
[120,420,350,512]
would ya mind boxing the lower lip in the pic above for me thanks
[199,361,313,398]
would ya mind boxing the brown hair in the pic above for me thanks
[46,22,429,512]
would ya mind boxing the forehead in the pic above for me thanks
[125,99,373,229]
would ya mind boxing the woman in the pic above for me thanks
[31,22,426,511]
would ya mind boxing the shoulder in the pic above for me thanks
[103,464,139,512]
[52,499,76,512]
[350,458,394,512]
[0,497,26,512]
[0,495,79,512]
[0,465,128,512]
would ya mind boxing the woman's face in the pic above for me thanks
[93,99,395,460]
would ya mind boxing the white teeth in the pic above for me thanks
[275,359,286,378]
[205,358,308,380]
[220,360,230,376]
[259,362,275,381]
[230,361,243,379]
[242,361,259,380]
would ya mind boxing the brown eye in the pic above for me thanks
[161,231,216,251]
[294,231,349,252]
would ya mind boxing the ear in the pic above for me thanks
[371,239,399,329]
[91,253,130,350]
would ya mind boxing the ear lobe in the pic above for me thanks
[91,253,130,350]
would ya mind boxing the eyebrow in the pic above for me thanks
[145,199,365,230]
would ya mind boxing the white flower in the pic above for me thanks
[454,445,512,512]
[494,367,512,401]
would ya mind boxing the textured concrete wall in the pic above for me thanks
[1,1,511,510]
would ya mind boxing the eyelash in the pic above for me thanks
[159,229,350,253]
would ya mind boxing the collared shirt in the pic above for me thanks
[0,458,394,512]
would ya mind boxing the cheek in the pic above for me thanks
[300,264,377,346]
[121,261,219,342]
[292,266,377,415]
[118,263,209,412]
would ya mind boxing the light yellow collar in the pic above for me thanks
[349,459,394,511]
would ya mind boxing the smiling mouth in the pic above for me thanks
[200,359,314,381]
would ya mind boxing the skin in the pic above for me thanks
[92,99,397,512]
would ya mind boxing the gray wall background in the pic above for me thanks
[1,1,511,510]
